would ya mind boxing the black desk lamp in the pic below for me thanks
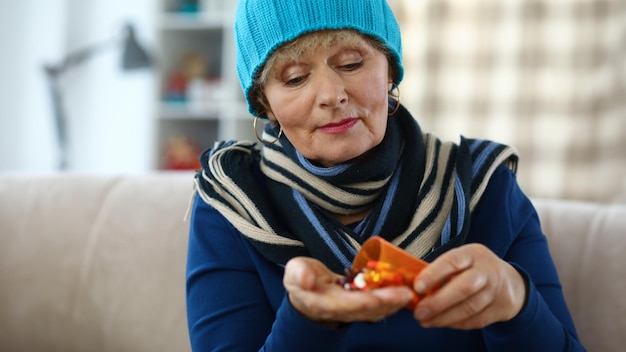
[43,23,151,170]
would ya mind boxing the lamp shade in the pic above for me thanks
[121,23,151,69]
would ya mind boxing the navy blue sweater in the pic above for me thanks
[186,165,585,351]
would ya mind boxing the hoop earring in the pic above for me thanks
[253,112,283,145]
[388,82,401,116]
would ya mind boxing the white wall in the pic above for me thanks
[0,0,64,171]
[0,0,156,173]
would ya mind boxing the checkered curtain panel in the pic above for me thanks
[389,0,626,203]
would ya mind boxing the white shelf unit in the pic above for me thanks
[154,0,254,170]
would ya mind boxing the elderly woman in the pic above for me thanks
[185,0,584,351]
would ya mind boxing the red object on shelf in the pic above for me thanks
[164,70,187,102]
[164,136,202,170]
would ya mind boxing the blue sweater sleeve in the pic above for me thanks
[186,193,350,351]
[472,166,586,351]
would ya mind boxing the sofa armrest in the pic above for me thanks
[533,198,626,352]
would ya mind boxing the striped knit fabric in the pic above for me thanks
[388,0,626,203]
[194,107,517,273]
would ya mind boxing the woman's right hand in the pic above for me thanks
[283,257,414,327]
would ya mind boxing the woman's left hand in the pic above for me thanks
[412,243,528,329]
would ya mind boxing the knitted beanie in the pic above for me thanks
[234,0,404,117]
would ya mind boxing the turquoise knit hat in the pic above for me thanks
[234,0,404,117]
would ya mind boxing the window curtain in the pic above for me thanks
[389,0,626,203]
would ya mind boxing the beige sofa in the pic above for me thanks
[0,172,624,352]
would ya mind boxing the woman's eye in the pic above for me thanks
[340,62,363,71]
[285,75,306,86]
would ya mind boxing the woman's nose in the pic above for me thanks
[313,68,348,109]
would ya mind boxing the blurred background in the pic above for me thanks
[0,0,624,203]
[0,0,157,173]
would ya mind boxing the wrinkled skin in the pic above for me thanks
[262,33,391,167]
[284,244,527,329]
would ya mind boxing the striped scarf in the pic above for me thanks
[194,105,518,273]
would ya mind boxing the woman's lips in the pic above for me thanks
[319,118,359,134]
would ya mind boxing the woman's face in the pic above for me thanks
[263,33,392,167]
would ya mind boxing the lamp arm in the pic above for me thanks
[42,36,118,169]
[45,73,68,169]
[41,23,149,170]
[44,36,119,77]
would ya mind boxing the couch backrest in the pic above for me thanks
[0,172,195,352]
[1,173,625,351]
